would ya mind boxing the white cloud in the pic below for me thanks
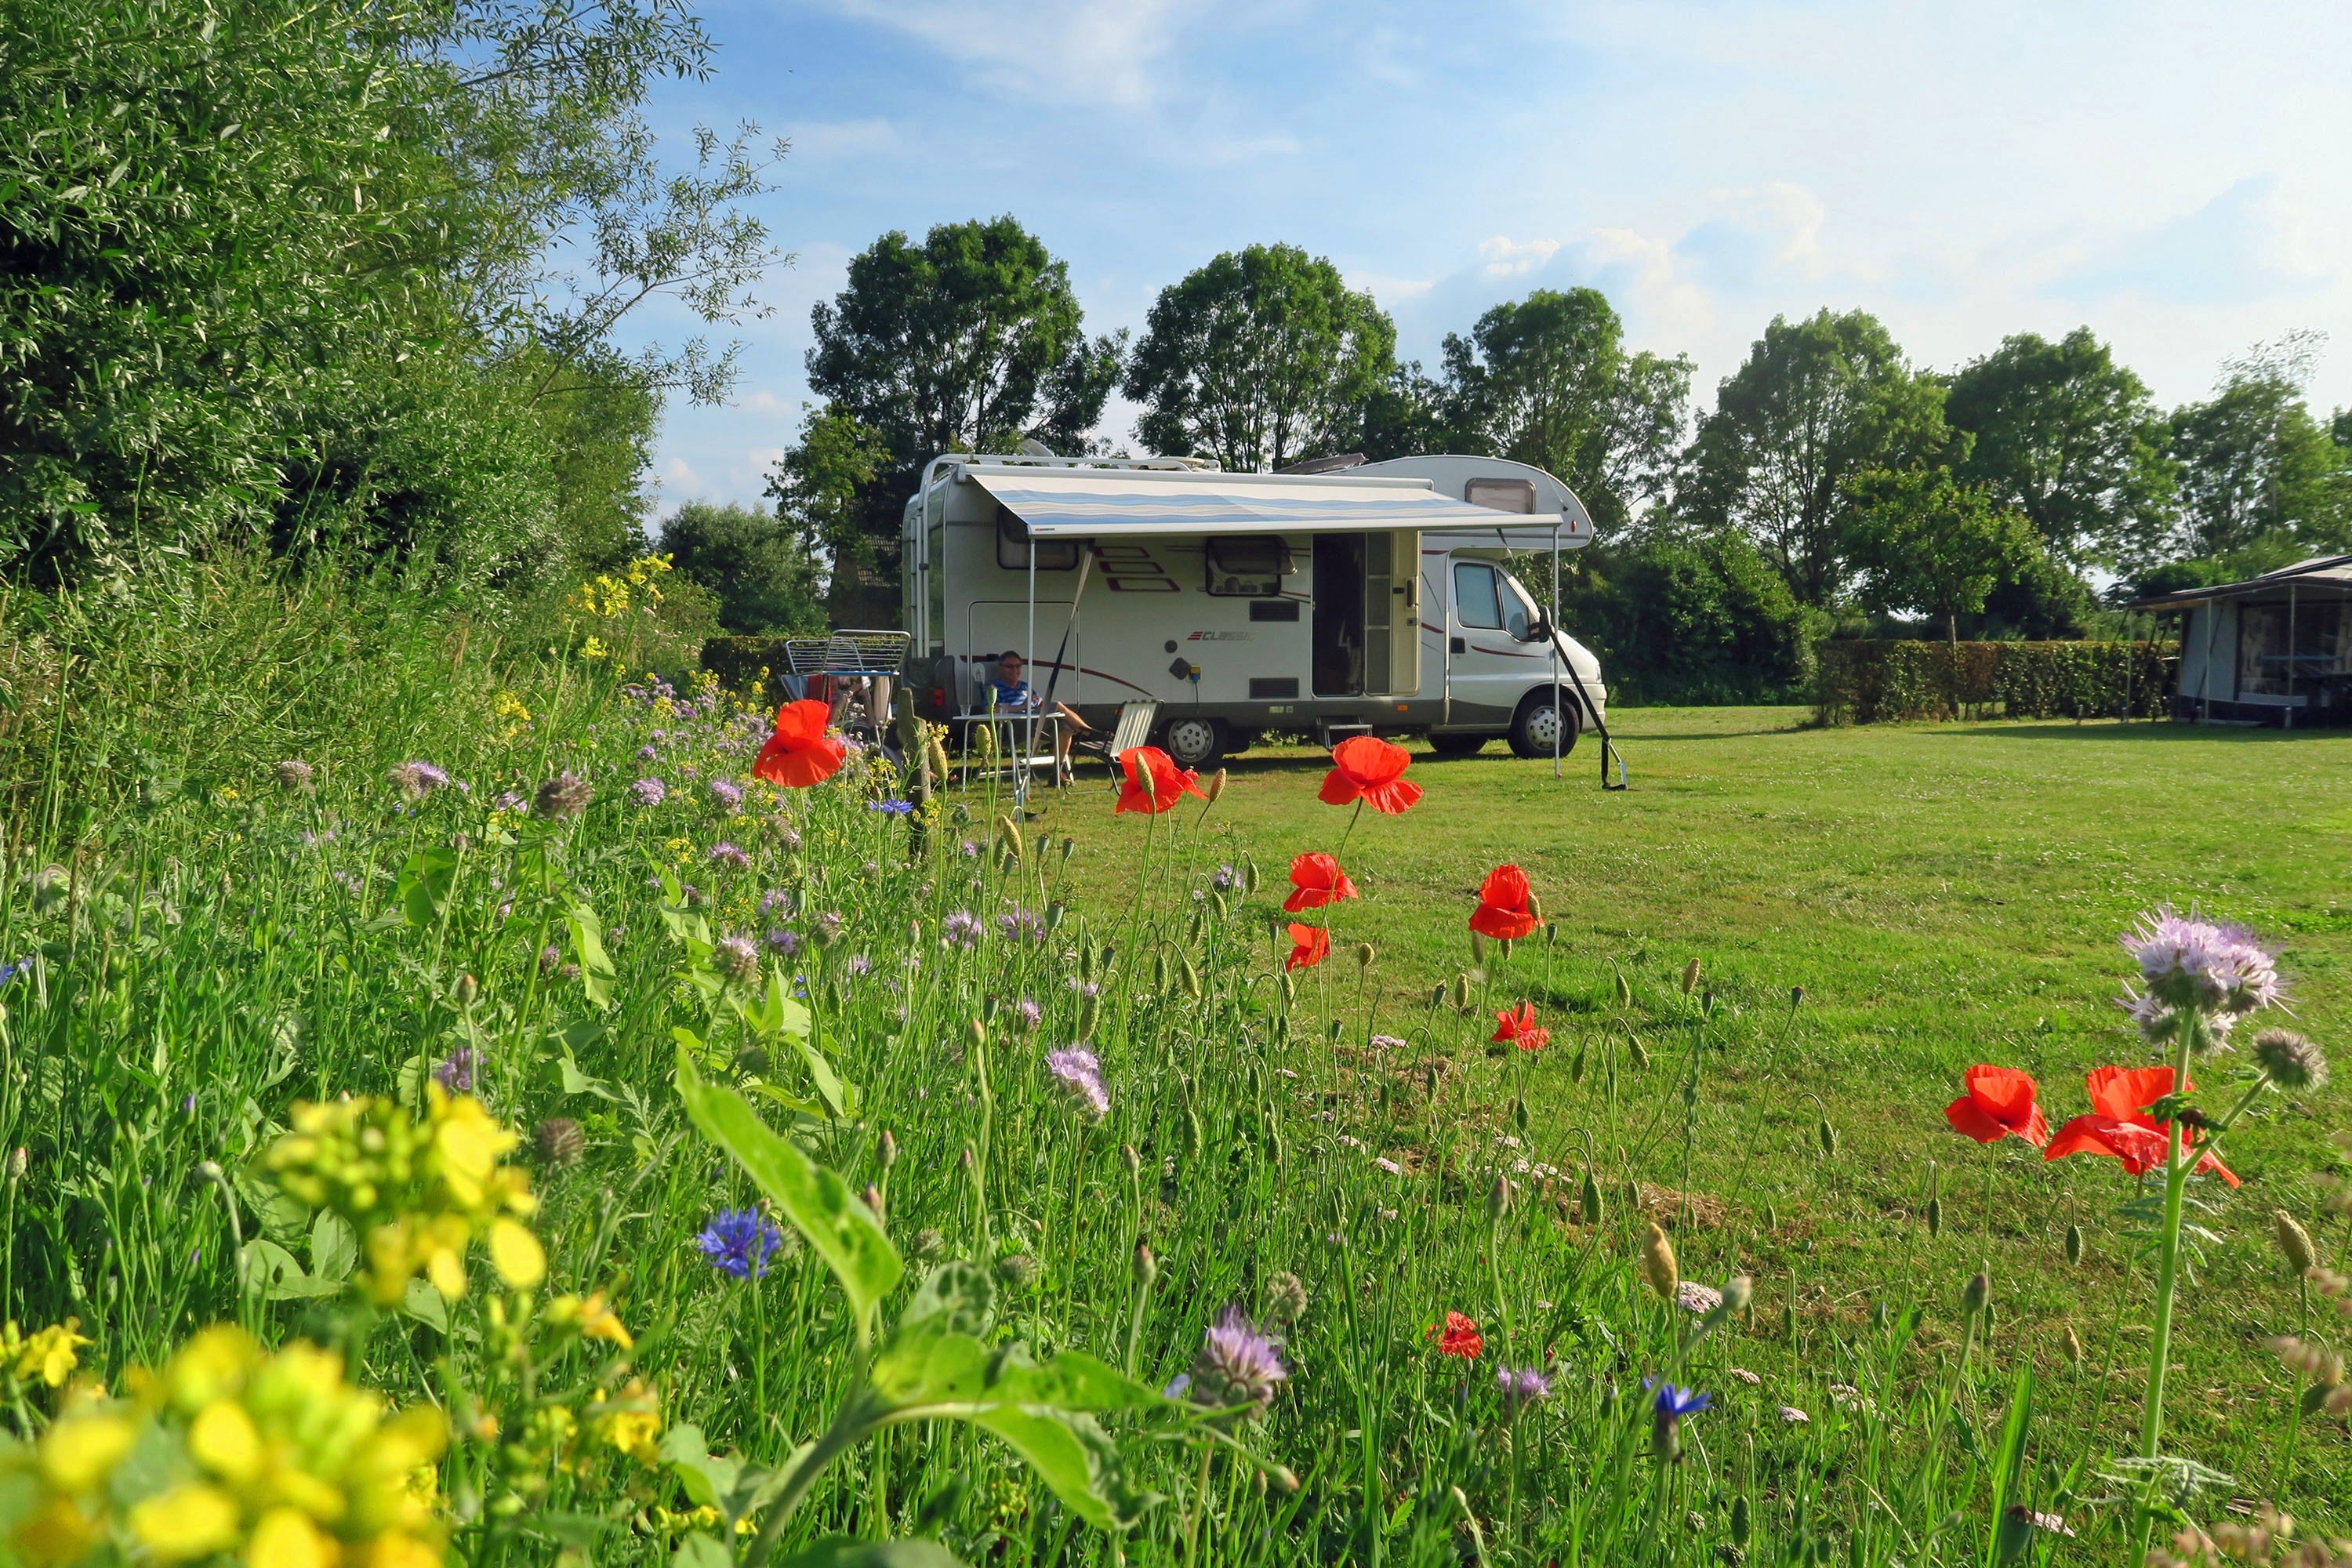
[660,457,705,496]
[783,118,905,164]
[1477,236,1560,278]
[819,0,1206,107]
[2051,175,2332,305]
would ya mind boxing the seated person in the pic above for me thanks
[985,651,1091,775]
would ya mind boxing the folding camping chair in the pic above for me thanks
[1068,701,1160,786]
[780,630,910,757]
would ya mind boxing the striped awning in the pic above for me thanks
[964,465,1570,538]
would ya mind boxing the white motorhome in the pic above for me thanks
[900,452,1607,771]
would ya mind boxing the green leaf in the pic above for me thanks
[673,1531,732,1568]
[230,1172,309,1247]
[560,1051,620,1102]
[401,1277,449,1333]
[659,1424,744,1512]
[309,1210,358,1282]
[971,1404,1154,1530]
[675,1047,902,1328]
[568,900,616,1008]
[396,846,458,929]
[779,1539,967,1568]
[238,1238,339,1301]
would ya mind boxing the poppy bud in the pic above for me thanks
[1579,1169,1605,1226]
[2064,1223,2085,1265]
[1680,958,1700,996]
[1044,900,1065,931]
[1512,1098,1528,1131]
[1488,1172,1512,1221]
[864,1182,886,1223]
[456,974,479,1007]
[996,814,1023,862]
[1278,973,1295,1009]
[1722,1275,1753,1316]
[1628,1036,1650,1070]
[2274,1210,2318,1276]
[1925,1196,1942,1238]
[1817,1114,1838,1159]
[1730,1495,1752,1549]
[194,1159,225,1184]
[1469,931,1486,965]
[1205,768,1227,804]
[927,737,953,784]
[1356,942,1376,970]
[1078,994,1101,1036]
[1527,892,1544,925]
[1570,1042,1588,1082]
[1262,1110,1284,1165]
[1240,853,1258,892]
[1182,1104,1204,1160]
[1963,1268,1992,1318]
[1152,951,1169,993]
[879,1130,898,1171]
[2060,1323,2084,1364]
[1781,1301,1796,1342]
[1451,974,1472,1011]
[959,1145,975,1173]
[1613,964,1634,1009]
[1133,1240,1158,1286]
[1180,956,1202,997]
[1640,1222,1679,1301]
[1270,1465,1299,1494]
[1763,1202,1778,1232]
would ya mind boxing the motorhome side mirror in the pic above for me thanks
[1525,619,1552,642]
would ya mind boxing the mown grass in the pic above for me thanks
[1033,709,2352,1514]
[0,567,2343,1568]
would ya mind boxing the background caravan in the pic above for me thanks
[901,452,1607,773]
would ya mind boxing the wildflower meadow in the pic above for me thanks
[0,564,2347,1568]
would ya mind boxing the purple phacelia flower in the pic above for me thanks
[630,778,667,807]
[997,908,1045,942]
[1015,996,1042,1033]
[1045,1047,1109,1120]
[1497,1364,1552,1411]
[389,760,451,799]
[434,1046,482,1094]
[1185,1305,1287,1420]
[710,779,745,812]
[709,841,752,871]
[764,927,801,957]
[942,910,984,949]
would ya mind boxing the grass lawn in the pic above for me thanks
[1028,705,2352,1516]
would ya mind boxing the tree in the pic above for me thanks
[1559,532,1809,702]
[1348,361,1452,462]
[2165,336,2350,564]
[799,216,1123,622]
[661,501,828,635]
[0,0,782,587]
[1845,466,2043,644]
[1123,245,1395,473]
[1679,310,1950,606]
[767,406,890,583]
[1943,328,2176,570]
[1440,288,1690,532]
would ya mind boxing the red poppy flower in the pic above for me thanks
[1944,1065,2050,1147]
[2081,1063,2238,1186]
[1283,852,1358,913]
[1433,1310,1483,1359]
[2043,1114,2171,1176]
[1469,864,1541,941]
[1318,735,1422,815]
[1115,746,1204,815]
[1284,923,1330,971]
[1493,1002,1550,1052]
[753,700,846,788]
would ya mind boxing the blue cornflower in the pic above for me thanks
[0,958,25,987]
[868,799,916,815]
[434,1046,481,1094]
[696,1208,786,1279]
[1646,1378,1710,1461]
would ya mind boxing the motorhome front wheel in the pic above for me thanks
[1508,691,1581,760]
[1160,716,1225,771]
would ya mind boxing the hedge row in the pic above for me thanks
[698,635,800,704]
[1813,640,2172,724]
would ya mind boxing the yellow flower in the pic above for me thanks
[589,1380,661,1463]
[493,691,533,724]
[5,1319,90,1388]
[13,1494,100,1566]
[128,1482,242,1562]
[38,1412,136,1494]
[188,1399,264,1483]
[247,1508,335,1568]
[215,786,241,804]
[543,1291,633,1351]
[488,1219,545,1290]
[580,636,611,661]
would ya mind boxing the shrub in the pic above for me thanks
[1813,639,2172,724]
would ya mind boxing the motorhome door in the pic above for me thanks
[1445,555,1548,723]
[1313,532,1421,699]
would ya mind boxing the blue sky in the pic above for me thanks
[624,0,2352,514]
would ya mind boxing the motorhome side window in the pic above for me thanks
[1203,535,1290,597]
[996,513,1080,571]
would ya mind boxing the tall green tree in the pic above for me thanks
[661,500,827,634]
[798,216,1123,622]
[1123,244,1396,473]
[0,0,779,586]
[1845,466,2043,644]
[2165,337,2350,565]
[1943,328,2176,570]
[1680,309,1949,606]
[1440,287,1690,532]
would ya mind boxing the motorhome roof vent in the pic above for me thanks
[1276,452,1367,475]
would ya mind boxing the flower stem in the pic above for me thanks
[2138,1011,2201,1461]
